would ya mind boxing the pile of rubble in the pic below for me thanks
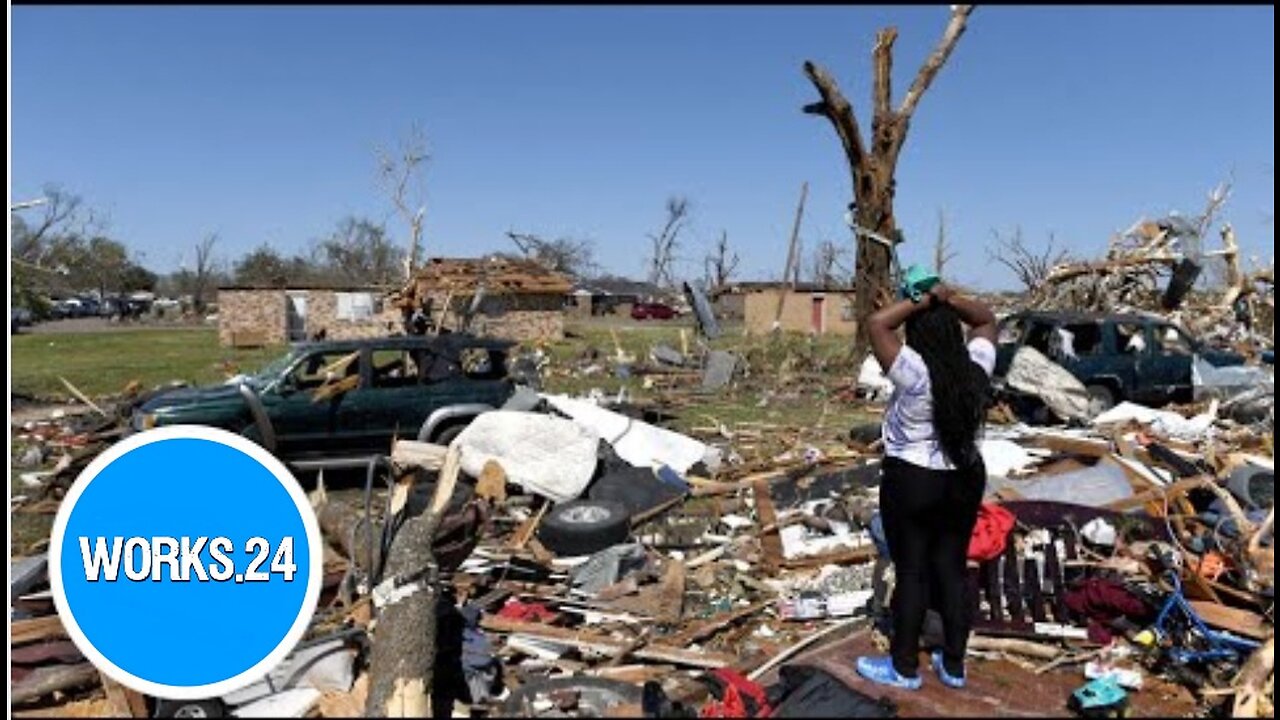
[9,338,1275,719]
[1029,208,1274,354]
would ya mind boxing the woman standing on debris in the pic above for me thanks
[855,282,997,691]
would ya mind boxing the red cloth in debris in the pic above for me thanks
[700,669,772,718]
[967,503,1016,562]
[1064,577,1152,644]
[496,599,558,623]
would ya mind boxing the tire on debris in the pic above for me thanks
[1085,383,1117,416]
[537,500,631,556]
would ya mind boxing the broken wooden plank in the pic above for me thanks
[1188,601,1270,641]
[58,376,108,417]
[479,616,736,669]
[390,440,448,471]
[508,499,548,552]
[753,480,784,574]
[11,614,67,645]
[781,545,878,569]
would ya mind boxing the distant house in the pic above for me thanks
[392,256,573,342]
[217,285,401,347]
[570,278,669,317]
[722,281,858,335]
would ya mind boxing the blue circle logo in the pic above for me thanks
[49,425,324,700]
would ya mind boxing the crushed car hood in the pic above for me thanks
[139,383,246,412]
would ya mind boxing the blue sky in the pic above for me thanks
[11,5,1275,289]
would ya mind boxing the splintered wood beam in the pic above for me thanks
[899,5,975,120]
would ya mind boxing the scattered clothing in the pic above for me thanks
[496,599,558,623]
[458,605,501,704]
[1064,578,1153,644]
[967,503,1016,562]
[698,668,772,718]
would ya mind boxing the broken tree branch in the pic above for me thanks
[898,5,975,120]
[802,62,867,174]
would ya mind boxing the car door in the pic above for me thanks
[1139,322,1196,403]
[418,344,514,432]
[262,348,364,459]
[339,346,431,452]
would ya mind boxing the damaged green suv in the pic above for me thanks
[130,334,518,465]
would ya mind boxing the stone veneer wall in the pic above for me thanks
[218,289,287,347]
[305,290,403,341]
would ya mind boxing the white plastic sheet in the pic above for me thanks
[857,355,894,401]
[980,438,1039,478]
[542,394,720,474]
[455,410,601,503]
[1004,346,1091,422]
[1092,401,1217,442]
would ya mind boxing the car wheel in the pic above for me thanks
[537,500,631,556]
[433,423,466,447]
[1086,384,1116,416]
[154,699,226,719]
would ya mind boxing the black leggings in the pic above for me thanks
[880,455,985,678]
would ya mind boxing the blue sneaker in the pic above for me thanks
[931,650,966,689]
[855,656,923,690]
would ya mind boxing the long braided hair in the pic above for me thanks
[905,303,990,470]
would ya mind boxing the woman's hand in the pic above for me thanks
[929,283,956,305]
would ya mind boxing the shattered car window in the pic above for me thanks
[1113,322,1146,354]
[1061,322,1103,356]
[459,347,506,380]
[252,351,301,386]
[998,317,1026,345]
[371,350,420,388]
[290,351,360,390]
[1157,325,1194,356]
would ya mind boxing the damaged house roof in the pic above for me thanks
[406,256,574,296]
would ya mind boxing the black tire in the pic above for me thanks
[153,699,226,719]
[432,423,466,447]
[537,500,631,556]
[1085,383,1116,416]
[499,676,642,717]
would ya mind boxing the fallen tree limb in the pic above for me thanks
[363,445,460,717]
[12,663,100,705]
[967,635,1063,661]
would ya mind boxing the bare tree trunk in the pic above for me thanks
[803,6,974,359]
[364,446,461,718]
[934,208,956,275]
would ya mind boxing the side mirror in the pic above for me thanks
[273,377,298,396]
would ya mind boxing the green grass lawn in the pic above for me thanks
[10,321,872,440]
[11,328,283,399]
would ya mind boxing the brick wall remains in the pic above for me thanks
[218,289,287,347]
[743,289,858,336]
[306,290,402,341]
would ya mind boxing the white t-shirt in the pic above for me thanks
[881,337,996,470]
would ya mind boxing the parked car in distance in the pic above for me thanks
[631,302,678,320]
[131,334,518,465]
[993,310,1246,415]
